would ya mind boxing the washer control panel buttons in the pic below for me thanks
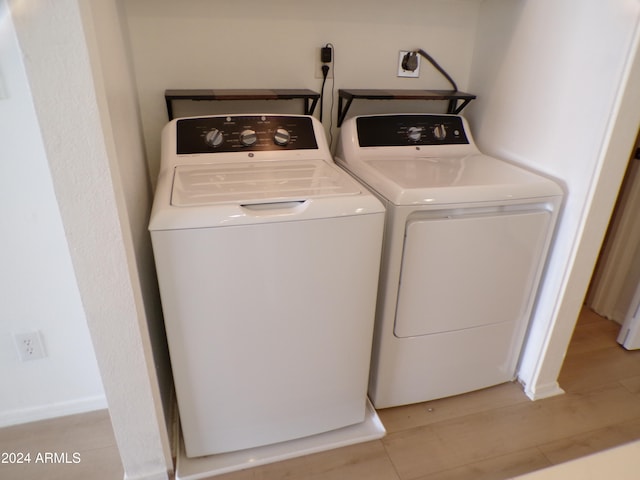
[240,129,257,146]
[175,115,319,154]
[274,128,291,146]
[204,129,224,148]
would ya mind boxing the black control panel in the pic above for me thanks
[356,115,469,147]
[176,115,318,154]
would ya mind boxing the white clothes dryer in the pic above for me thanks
[149,114,385,459]
[336,114,562,409]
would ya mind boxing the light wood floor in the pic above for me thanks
[0,408,122,479]
[2,307,639,480]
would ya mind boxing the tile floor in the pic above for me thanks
[1,307,639,480]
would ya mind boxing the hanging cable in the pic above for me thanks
[320,64,329,122]
[326,43,336,150]
[408,48,458,92]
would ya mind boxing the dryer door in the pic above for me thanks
[394,208,551,338]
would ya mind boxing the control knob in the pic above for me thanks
[433,124,447,141]
[407,126,422,142]
[204,129,224,148]
[240,129,257,146]
[273,128,291,146]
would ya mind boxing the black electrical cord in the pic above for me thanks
[413,48,458,92]
[318,43,336,149]
[326,43,336,150]
[320,64,329,122]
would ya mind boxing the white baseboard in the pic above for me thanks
[523,381,566,401]
[124,469,170,480]
[0,395,108,428]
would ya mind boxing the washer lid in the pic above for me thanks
[171,159,361,206]
[353,154,562,205]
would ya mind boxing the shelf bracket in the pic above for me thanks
[337,89,476,127]
[164,89,321,121]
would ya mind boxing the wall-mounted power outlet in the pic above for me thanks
[398,50,420,78]
[315,45,334,79]
[14,331,47,361]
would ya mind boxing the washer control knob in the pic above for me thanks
[204,129,224,148]
[433,124,447,141]
[273,128,291,146]
[240,129,257,146]
[407,126,422,142]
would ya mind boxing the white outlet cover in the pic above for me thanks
[398,51,420,78]
[14,331,46,361]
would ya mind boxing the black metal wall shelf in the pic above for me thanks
[164,89,321,120]
[337,89,476,126]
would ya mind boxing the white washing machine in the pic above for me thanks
[149,114,385,461]
[336,114,563,409]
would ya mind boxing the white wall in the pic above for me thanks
[468,0,640,398]
[9,0,172,478]
[0,0,105,426]
[79,0,174,475]
[123,0,482,182]
[80,0,174,447]
[5,0,639,477]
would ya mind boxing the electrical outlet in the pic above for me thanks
[14,331,46,361]
[398,50,420,78]
[315,46,334,79]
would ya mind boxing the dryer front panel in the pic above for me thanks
[394,208,551,338]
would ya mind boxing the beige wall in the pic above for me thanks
[122,0,482,183]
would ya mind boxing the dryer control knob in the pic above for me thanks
[273,128,291,146]
[204,129,224,148]
[407,126,422,142]
[433,124,447,141]
[240,129,257,146]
